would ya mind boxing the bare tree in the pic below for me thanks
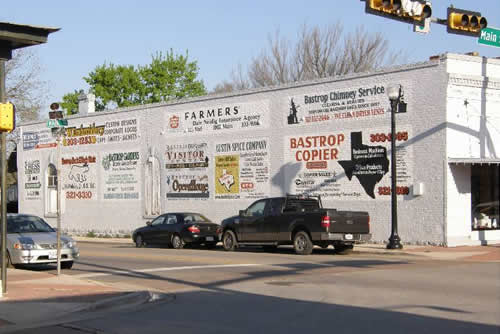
[5,48,48,122]
[213,22,403,93]
[212,64,250,94]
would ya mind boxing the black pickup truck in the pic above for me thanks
[220,195,371,255]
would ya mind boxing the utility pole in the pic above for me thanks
[0,22,59,297]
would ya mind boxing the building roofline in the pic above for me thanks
[20,56,445,127]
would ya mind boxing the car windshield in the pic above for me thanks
[7,216,55,233]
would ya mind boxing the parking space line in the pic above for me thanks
[72,263,262,279]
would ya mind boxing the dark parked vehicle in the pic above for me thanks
[220,195,371,255]
[132,212,220,249]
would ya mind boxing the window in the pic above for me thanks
[270,199,284,216]
[45,164,58,216]
[151,216,166,226]
[247,200,267,217]
[183,214,209,223]
[7,215,54,233]
[471,165,499,230]
[165,214,178,225]
[47,164,57,187]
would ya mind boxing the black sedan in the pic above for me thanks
[132,212,220,249]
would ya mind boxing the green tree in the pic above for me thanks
[62,49,206,114]
[139,51,206,104]
[60,90,81,116]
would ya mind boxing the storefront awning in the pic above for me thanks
[449,158,500,165]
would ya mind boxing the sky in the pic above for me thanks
[2,0,499,112]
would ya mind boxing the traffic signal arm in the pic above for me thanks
[447,7,487,37]
[365,0,432,26]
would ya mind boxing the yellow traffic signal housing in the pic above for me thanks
[447,7,487,37]
[366,0,432,26]
[0,103,15,132]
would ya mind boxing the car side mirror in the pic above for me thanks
[146,221,152,226]
[239,210,246,217]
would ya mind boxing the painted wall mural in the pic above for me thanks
[285,84,409,126]
[166,100,269,135]
[61,154,98,200]
[62,117,139,147]
[22,129,57,151]
[24,158,42,200]
[101,150,141,200]
[165,142,210,199]
[284,127,413,200]
[215,138,269,200]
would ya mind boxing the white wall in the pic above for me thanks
[445,164,477,246]
[17,59,451,244]
[445,54,500,246]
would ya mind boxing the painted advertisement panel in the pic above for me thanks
[215,138,269,200]
[22,129,57,151]
[61,154,98,200]
[24,158,42,200]
[62,117,139,147]
[165,142,210,199]
[101,150,141,200]
[285,127,412,200]
[286,84,409,126]
[166,100,269,135]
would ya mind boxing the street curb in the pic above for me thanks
[69,290,168,312]
[352,249,423,257]
[0,291,174,334]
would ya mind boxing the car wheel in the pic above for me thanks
[293,231,313,255]
[335,244,354,255]
[205,242,217,249]
[135,234,144,248]
[223,230,237,251]
[171,234,185,249]
[61,261,74,269]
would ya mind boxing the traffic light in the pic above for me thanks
[0,103,15,132]
[447,7,487,37]
[366,0,432,26]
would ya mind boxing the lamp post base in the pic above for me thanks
[387,236,403,249]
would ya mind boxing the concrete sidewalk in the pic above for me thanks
[0,239,498,333]
[0,269,159,333]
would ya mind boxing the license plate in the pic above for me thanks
[206,236,214,242]
[48,251,57,259]
[344,234,353,240]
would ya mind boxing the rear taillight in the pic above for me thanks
[321,216,330,228]
[188,226,200,233]
[216,227,222,235]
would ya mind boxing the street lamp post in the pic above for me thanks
[0,22,59,296]
[386,84,403,250]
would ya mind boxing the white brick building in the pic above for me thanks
[16,53,500,246]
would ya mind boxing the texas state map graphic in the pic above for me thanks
[338,132,389,199]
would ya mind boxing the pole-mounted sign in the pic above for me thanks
[478,27,500,48]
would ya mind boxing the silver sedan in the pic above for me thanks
[4,214,79,269]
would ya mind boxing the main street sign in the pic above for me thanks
[47,119,68,128]
[478,27,500,48]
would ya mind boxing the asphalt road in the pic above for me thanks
[20,241,500,334]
